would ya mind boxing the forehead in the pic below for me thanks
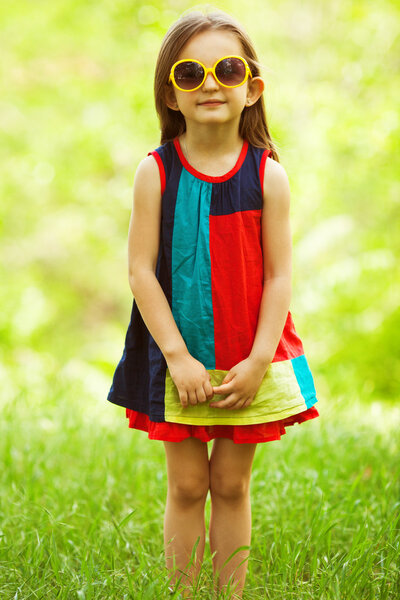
[177,29,243,65]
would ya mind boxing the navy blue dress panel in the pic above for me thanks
[210,145,265,216]
[107,141,183,420]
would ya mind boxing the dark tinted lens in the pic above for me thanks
[215,57,246,86]
[173,61,204,90]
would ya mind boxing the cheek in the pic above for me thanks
[178,96,201,114]
[228,86,247,100]
[176,99,190,113]
[230,91,247,107]
[175,93,191,107]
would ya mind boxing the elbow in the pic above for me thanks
[281,277,292,302]
[286,276,293,299]
[128,273,136,295]
[128,263,139,295]
[264,273,292,287]
[128,265,155,296]
[263,274,292,300]
[128,269,141,295]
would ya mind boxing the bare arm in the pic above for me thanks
[128,155,186,360]
[248,157,292,367]
[211,157,292,409]
[128,155,213,406]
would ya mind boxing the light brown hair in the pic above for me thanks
[154,9,280,162]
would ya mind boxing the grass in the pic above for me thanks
[1,386,399,599]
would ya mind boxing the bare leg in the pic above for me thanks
[209,438,257,599]
[163,438,209,598]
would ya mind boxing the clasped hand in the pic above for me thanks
[210,358,268,410]
[167,353,214,408]
[168,353,269,410]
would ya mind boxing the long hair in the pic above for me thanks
[154,9,280,162]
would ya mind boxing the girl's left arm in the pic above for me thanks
[211,158,292,410]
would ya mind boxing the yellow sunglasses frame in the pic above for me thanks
[168,55,252,92]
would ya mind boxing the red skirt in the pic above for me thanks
[125,406,319,444]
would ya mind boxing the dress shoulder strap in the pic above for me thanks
[243,144,271,196]
[147,140,175,196]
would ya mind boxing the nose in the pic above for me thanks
[202,71,219,90]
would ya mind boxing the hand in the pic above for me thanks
[210,358,269,410]
[166,352,214,408]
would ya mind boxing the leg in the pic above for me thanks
[209,438,257,599]
[163,437,209,597]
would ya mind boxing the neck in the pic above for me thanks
[183,119,243,158]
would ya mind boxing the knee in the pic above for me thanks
[169,474,209,506]
[210,471,250,503]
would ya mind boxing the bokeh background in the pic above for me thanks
[2,0,400,411]
[1,0,400,597]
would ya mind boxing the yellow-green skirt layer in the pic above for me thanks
[164,356,317,425]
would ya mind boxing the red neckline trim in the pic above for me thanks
[173,137,248,183]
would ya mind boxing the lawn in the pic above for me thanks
[1,390,399,599]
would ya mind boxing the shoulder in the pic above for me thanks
[262,156,291,210]
[135,153,161,179]
[133,154,162,203]
[135,140,176,194]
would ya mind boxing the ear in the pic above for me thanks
[245,76,265,107]
[164,84,180,111]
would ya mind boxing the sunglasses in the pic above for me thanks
[168,55,252,92]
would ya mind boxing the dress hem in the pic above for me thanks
[124,405,320,444]
[164,399,318,425]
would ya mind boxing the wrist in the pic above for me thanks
[247,352,273,373]
[163,342,189,363]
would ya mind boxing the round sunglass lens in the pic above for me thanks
[215,57,247,86]
[174,61,204,90]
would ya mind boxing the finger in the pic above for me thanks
[179,392,188,408]
[188,390,197,406]
[212,371,235,392]
[196,387,207,403]
[243,397,253,408]
[228,398,248,410]
[204,380,214,399]
[209,394,240,409]
[221,372,235,385]
[213,381,236,394]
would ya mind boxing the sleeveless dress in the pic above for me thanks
[107,136,319,443]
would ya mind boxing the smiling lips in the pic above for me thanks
[199,100,225,105]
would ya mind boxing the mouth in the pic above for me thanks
[198,100,225,106]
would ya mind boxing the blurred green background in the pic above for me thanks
[1,0,399,425]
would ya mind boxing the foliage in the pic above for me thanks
[1,0,399,403]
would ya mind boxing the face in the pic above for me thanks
[165,29,264,127]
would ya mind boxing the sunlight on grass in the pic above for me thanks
[1,384,399,598]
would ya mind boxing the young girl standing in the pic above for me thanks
[107,9,319,599]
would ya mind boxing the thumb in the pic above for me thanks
[222,370,235,385]
[213,371,235,393]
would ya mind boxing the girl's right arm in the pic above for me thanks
[128,155,214,407]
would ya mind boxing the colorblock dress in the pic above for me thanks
[107,136,319,443]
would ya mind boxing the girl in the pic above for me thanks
[107,9,319,599]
